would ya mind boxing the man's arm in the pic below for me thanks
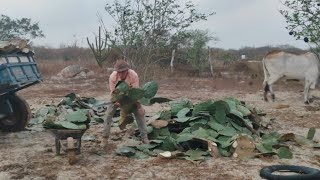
[129,70,139,88]
[109,71,118,94]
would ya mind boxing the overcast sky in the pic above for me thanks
[1,0,310,50]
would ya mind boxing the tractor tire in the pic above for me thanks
[0,95,31,131]
[260,165,320,180]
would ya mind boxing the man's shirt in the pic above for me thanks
[109,69,139,94]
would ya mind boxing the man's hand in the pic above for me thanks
[114,102,120,107]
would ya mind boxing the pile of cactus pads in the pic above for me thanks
[112,82,319,161]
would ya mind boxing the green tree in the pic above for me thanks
[0,14,44,41]
[88,0,215,79]
[280,0,320,54]
[186,29,215,72]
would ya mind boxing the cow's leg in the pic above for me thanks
[269,85,275,102]
[304,80,312,104]
[265,75,281,102]
[263,81,269,101]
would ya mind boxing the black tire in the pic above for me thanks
[260,165,320,180]
[0,95,31,131]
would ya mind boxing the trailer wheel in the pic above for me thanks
[0,95,31,131]
[260,165,320,180]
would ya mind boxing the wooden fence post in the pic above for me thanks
[170,49,176,73]
[208,47,214,77]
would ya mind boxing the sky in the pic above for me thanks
[0,0,310,50]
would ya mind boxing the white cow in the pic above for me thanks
[262,50,320,104]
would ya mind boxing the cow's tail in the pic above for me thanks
[262,58,270,93]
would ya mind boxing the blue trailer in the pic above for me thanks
[0,40,42,131]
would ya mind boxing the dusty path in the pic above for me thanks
[1,76,320,179]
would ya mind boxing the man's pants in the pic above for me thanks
[102,103,149,142]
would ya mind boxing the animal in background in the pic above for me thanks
[262,50,319,104]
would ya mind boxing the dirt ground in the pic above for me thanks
[1,74,320,180]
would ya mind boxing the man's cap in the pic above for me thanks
[114,59,130,72]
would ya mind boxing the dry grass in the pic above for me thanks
[35,58,261,82]
[36,58,107,78]
[37,58,173,81]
